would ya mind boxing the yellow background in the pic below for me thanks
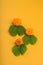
[1,0,43,65]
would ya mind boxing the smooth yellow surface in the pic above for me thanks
[1,0,43,65]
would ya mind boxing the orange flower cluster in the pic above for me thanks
[12,18,21,26]
[26,28,33,35]
[15,38,23,46]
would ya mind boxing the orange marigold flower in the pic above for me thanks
[12,18,21,26]
[15,38,23,46]
[26,28,33,35]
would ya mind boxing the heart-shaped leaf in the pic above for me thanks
[20,44,27,55]
[9,25,17,36]
[29,35,37,45]
[17,26,26,36]
[12,45,20,56]
[22,35,30,45]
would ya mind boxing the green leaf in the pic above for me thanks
[22,35,37,45]
[17,26,26,36]
[22,35,30,45]
[9,25,17,36]
[29,35,37,45]
[20,44,27,55]
[12,45,20,56]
